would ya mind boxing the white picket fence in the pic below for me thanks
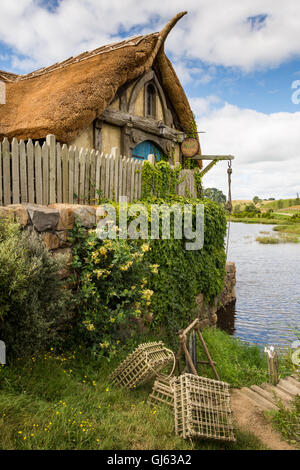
[0,134,197,206]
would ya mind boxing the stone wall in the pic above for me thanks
[0,203,236,325]
[196,262,236,330]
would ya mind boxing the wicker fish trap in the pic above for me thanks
[109,342,175,389]
[173,373,235,442]
[148,375,174,408]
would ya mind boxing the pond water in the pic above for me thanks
[217,222,300,349]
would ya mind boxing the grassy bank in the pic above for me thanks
[0,328,292,450]
[230,217,291,225]
[273,224,300,235]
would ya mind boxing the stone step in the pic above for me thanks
[250,385,280,405]
[285,376,300,391]
[231,389,266,412]
[239,387,278,410]
[291,374,300,381]
[278,379,300,396]
[260,383,292,405]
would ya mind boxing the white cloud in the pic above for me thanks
[1,0,300,73]
[197,103,300,199]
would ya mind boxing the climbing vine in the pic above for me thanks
[142,160,184,199]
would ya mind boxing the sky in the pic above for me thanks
[1,0,300,199]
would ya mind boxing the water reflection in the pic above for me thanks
[218,222,300,349]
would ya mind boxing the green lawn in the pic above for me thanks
[0,329,293,450]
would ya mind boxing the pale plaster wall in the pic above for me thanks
[134,87,144,117]
[101,123,121,154]
[109,97,120,111]
[173,143,180,163]
[71,125,94,149]
[157,95,164,122]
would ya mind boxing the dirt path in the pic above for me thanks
[231,389,297,450]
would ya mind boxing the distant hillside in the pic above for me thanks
[260,198,300,210]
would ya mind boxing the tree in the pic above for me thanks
[203,188,226,205]
[253,196,261,204]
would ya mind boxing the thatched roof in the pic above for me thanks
[0,12,197,145]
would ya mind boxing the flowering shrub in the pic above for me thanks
[70,224,157,358]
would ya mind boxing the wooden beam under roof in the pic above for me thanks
[190,155,235,161]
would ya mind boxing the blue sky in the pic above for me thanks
[1,0,300,199]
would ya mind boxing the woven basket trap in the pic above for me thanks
[109,342,174,389]
[148,375,174,408]
[173,373,235,442]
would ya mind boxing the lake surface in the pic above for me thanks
[217,222,300,349]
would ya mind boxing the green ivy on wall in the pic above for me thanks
[70,195,227,349]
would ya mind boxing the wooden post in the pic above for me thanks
[265,347,278,386]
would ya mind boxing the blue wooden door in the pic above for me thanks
[131,141,162,161]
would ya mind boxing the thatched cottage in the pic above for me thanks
[0,11,200,164]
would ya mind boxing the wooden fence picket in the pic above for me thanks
[56,143,62,204]
[19,140,27,203]
[68,146,75,204]
[35,142,43,205]
[42,142,49,206]
[62,144,69,203]
[11,138,20,204]
[0,135,197,207]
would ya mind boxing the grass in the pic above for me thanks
[230,217,292,225]
[256,233,299,244]
[268,395,300,448]
[1,328,291,450]
[273,224,300,236]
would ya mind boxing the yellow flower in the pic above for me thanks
[109,317,116,323]
[99,247,107,256]
[141,243,150,253]
[150,264,159,274]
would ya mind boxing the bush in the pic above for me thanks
[0,219,71,359]
[71,196,227,350]
[70,224,157,359]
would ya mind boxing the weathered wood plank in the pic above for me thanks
[111,147,120,202]
[11,138,20,204]
[84,150,91,204]
[19,140,28,203]
[47,134,56,204]
[34,142,43,205]
[2,138,10,205]
[95,151,101,201]
[126,158,132,202]
[79,148,86,204]
[130,159,135,202]
[62,144,69,203]
[56,143,62,203]
[73,146,79,203]
[100,153,106,199]
[42,142,49,205]
[105,154,110,199]
[68,146,74,204]
[90,149,96,204]
[27,140,34,203]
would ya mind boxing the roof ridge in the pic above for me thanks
[14,32,158,82]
